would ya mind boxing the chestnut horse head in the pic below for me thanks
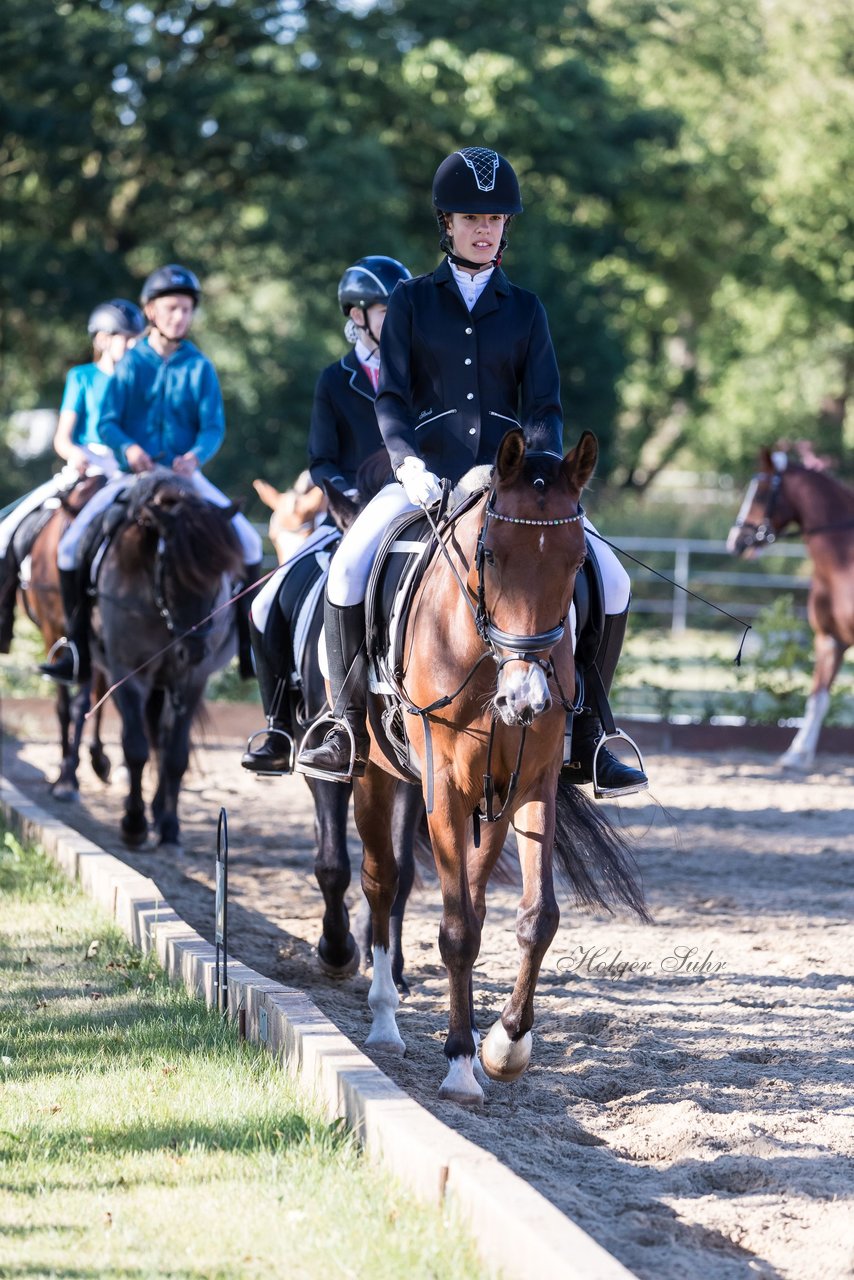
[253,472,327,564]
[353,427,647,1106]
[727,445,854,773]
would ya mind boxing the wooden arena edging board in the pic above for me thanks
[1,776,637,1280]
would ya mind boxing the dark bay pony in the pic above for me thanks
[18,475,112,798]
[727,446,854,771]
[91,468,242,851]
[353,428,649,1104]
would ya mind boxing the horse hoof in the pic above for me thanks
[50,782,80,803]
[779,753,811,773]
[365,1028,406,1056]
[438,1057,484,1106]
[121,817,149,848]
[91,755,111,784]
[317,936,360,978]
[481,1021,532,1082]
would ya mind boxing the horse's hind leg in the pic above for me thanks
[50,685,77,800]
[88,672,111,782]
[115,684,150,847]
[780,633,846,772]
[481,796,559,1084]
[153,699,196,853]
[353,765,404,1055]
[309,777,360,976]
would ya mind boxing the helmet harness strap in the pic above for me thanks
[437,213,509,271]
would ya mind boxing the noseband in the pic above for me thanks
[733,472,783,548]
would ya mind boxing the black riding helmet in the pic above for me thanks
[432,147,522,269]
[87,298,146,338]
[140,264,201,305]
[337,256,412,315]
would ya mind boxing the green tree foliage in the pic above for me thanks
[0,0,850,510]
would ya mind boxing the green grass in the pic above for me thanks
[0,829,484,1280]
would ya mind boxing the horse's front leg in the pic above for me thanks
[51,683,82,800]
[114,681,150,847]
[388,780,422,996]
[780,632,846,771]
[481,793,559,1084]
[353,765,404,1055]
[308,777,359,976]
[152,692,199,854]
[88,671,111,783]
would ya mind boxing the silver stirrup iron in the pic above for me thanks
[591,728,648,799]
[242,726,295,777]
[41,636,80,686]
[294,714,357,784]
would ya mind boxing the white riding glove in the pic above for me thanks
[396,456,443,507]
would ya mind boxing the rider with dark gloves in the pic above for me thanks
[0,299,145,654]
[39,265,263,685]
[296,147,647,798]
[241,255,411,774]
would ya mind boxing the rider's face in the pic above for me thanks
[147,293,195,341]
[107,333,134,363]
[445,212,507,266]
[350,303,387,344]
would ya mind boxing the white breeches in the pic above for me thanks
[325,482,632,615]
[57,470,263,571]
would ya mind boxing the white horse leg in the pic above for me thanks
[779,689,830,772]
[481,1019,533,1082]
[365,946,405,1055]
[439,1055,484,1105]
[471,1026,491,1089]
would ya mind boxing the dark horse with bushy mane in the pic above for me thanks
[91,468,242,852]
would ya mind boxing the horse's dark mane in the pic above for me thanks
[117,470,242,593]
[788,462,854,507]
[520,423,564,488]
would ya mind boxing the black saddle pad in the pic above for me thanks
[11,504,57,566]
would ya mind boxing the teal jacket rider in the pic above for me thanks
[96,336,225,470]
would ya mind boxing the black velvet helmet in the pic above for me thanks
[87,299,146,337]
[140,264,201,305]
[432,148,523,215]
[337,256,412,315]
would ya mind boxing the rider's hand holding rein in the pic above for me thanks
[125,443,155,474]
[396,456,443,507]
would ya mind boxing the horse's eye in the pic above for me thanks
[484,548,495,566]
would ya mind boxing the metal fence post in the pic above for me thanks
[673,545,690,634]
[214,807,228,1015]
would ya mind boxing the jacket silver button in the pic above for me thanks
[464,358,472,365]
[465,327,473,335]
[469,428,476,435]
[466,392,474,400]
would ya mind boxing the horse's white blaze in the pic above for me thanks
[365,946,405,1054]
[780,689,830,771]
[438,1055,484,1105]
[727,475,760,553]
[481,1020,532,1082]
[495,662,551,725]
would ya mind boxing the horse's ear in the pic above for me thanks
[561,430,598,492]
[252,479,282,511]
[496,429,526,482]
[222,501,240,520]
[758,448,775,473]
[322,479,360,532]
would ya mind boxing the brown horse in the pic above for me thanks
[727,446,854,771]
[18,475,112,799]
[253,472,327,565]
[352,428,648,1104]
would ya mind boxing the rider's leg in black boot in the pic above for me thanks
[38,567,91,685]
[563,605,648,797]
[240,616,294,774]
[296,599,369,781]
[0,552,19,654]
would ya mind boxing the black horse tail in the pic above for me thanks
[553,777,651,922]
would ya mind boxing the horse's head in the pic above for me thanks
[118,473,243,664]
[726,448,798,558]
[324,448,394,533]
[477,427,598,728]
[254,473,328,565]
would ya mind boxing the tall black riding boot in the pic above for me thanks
[564,606,648,797]
[38,567,91,684]
[296,599,369,781]
[240,617,294,775]
[236,561,264,680]
[0,552,19,654]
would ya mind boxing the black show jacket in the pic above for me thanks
[376,259,563,484]
[307,351,385,491]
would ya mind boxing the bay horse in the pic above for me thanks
[353,428,648,1104]
[91,469,243,852]
[253,472,327,565]
[727,446,854,771]
[17,474,112,798]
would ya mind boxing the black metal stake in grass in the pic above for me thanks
[215,807,228,1015]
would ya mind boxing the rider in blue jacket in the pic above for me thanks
[40,265,263,684]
